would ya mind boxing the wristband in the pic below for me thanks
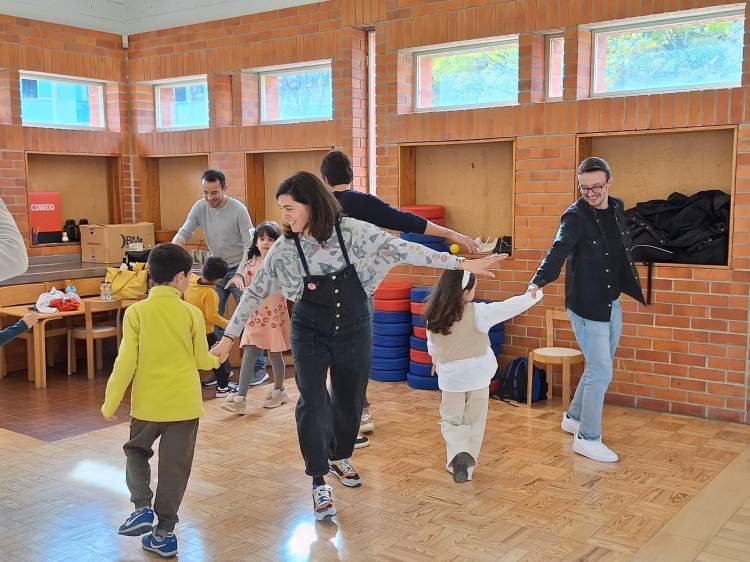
[223,334,235,342]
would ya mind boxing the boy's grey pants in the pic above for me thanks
[124,418,199,535]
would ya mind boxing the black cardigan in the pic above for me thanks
[532,196,645,321]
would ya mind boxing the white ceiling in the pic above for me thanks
[0,0,321,36]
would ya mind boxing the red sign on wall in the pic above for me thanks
[29,192,62,232]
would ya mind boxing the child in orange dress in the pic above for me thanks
[222,222,291,414]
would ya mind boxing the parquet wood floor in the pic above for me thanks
[1,379,750,561]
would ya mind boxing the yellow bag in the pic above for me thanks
[105,263,148,299]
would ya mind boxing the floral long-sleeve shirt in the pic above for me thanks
[225,217,460,337]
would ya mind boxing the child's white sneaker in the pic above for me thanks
[263,389,290,409]
[561,412,580,435]
[573,434,618,463]
[221,395,247,415]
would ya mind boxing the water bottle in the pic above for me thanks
[64,280,77,296]
[100,281,107,300]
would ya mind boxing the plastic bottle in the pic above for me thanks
[100,281,107,300]
[103,281,112,301]
[64,280,77,296]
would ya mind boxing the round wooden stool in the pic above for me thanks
[527,310,584,409]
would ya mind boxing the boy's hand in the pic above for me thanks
[21,312,41,328]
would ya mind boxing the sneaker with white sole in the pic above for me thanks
[118,507,154,536]
[141,531,178,558]
[328,458,362,487]
[573,434,619,463]
[354,435,369,449]
[263,389,290,409]
[561,412,580,435]
[312,484,336,520]
[359,410,374,433]
[215,386,232,398]
[249,370,270,386]
[221,395,247,414]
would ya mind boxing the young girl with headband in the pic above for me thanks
[425,269,543,483]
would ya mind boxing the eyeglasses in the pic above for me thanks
[578,183,607,194]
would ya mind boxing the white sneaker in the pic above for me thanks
[561,413,580,435]
[220,395,247,415]
[359,410,374,433]
[573,434,619,463]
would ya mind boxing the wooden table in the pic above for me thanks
[0,297,139,389]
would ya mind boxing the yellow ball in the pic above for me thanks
[449,243,460,254]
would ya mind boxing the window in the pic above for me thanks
[547,35,565,99]
[155,78,209,130]
[258,62,333,123]
[592,7,744,96]
[414,38,519,111]
[19,73,105,129]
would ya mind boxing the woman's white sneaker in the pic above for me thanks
[561,413,580,435]
[573,434,619,463]
[312,485,336,520]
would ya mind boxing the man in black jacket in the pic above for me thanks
[528,157,644,463]
[321,151,477,448]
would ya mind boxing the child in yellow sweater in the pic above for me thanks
[102,243,220,559]
[184,256,233,397]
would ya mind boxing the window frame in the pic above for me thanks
[589,6,745,98]
[19,71,106,130]
[255,61,334,125]
[412,36,520,113]
[545,33,565,101]
[154,76,210,132]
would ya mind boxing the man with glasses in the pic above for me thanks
[527,157,644,463]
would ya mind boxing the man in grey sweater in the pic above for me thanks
[0,198,29,282]
[172,169,266,384]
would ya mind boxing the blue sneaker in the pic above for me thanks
[118,507,154,536]
[142,531,178,558]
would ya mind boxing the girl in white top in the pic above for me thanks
[426,269,543,483]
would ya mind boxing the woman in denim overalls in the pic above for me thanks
[213,172,505,520]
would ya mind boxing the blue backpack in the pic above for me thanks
[490,357,548,404]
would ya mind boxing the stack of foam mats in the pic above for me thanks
[400,205,449,252]
[370,282,412,382]
[406,285,438,390]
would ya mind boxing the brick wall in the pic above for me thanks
[0,1,747,422]
[0,14,127,254]
[374,0,750,423]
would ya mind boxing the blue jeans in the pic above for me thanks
[214,265,265,373]
[566,299,622,440]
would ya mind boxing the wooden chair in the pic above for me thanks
[68,299,122,380]
[0,282,69,381]
[527,310,585,409]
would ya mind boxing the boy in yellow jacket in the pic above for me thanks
[184,256,233,397]
[102,243,220,559]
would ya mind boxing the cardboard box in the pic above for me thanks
[80,223,155,264]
